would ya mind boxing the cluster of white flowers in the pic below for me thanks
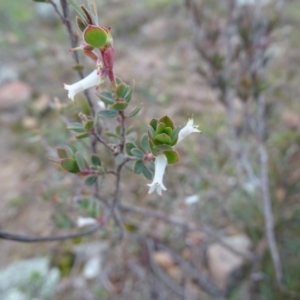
[65,73,201,197]
[147,118,201,196]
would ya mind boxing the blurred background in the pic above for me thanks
[0,0,299,299]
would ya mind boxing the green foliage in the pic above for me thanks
[91,154,101,166]
[84,175,98,186]
[84,25,108,48]
[133,160,144,174]
[148,115,180,161]
[98,110,118,118]
[128,104,143,118]
[97,91,115,105]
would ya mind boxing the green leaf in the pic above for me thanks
[155,122,166,135]
[65,145,74,157]
[154,133,172,145]
[128,104,142,118]
[149,139,159,156]
[131,148,144,159]
[75,152,87,171]
[57,147,68,159]
[142,166,153,180]
[69,0,88,25]
[98,110,118,118]
[159,116,174,129]
[112,101,128,111]
[84,176,98,186]
[68,144,77,154]
[84,120,94,130]
[164,151,179,164]
[124,85,132,103]
[91,154,101,166]
[141,134,150,152]
[149,118,158,131]
[75,132,89,139]
[148,125,156,140]
[116,83,128,99]
[84,25,107,48]
[97,91,114,105]
[61,158,80,173]
[125,142,137,155]
[76,16,87,32]
[162,127,172,136]
[170,126,181,145]
[133,160,145,174]
[154,144,173,152]
[67,122,85,133]
[115,77,122,85]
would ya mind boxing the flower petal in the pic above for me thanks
[147,154,168,196]
[64,70,100,101]
[177,118,201,144]
[76,216,97,228]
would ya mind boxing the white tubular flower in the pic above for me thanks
[147,154,168,196]
[64,70,101,101]
[177,118,201,144]
[76,216,97,228]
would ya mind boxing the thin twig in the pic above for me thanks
[58,0,95,113]
[0,223,102,243]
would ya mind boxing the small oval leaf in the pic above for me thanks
[116,83,128,99]
[154,133,172,145]
[142,166,153,180]
[141,134,150,152]
[131,148,144,159]
[91,154,101,166]
[75,152,87,171]
[61,158,80,173]
[159,115,175,129]
[84,175,98,186]
[112,101,128,111]
[125,142,137,155]
[67,122,85,133]
[98,110,118,118]
[57,147,68,159]
[128,104,143,118]
[84,25,107,48]
[97,91,114,105]
[84,120,94,130]
[76,132,89,139]
[133,160,144,174]
[164,151,179,164]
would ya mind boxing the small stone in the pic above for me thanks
[153,251,175,269]
[167,266,184,284]
[207,235,252,291]
[0,81,32,111]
